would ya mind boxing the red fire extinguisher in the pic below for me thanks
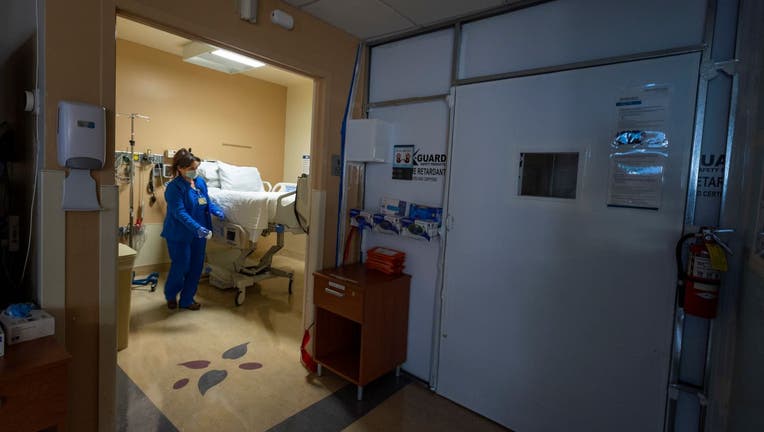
[676,228,731,319]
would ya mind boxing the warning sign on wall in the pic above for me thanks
[393,145,447,182]
[696,153,725,199]
[392,145,414,180]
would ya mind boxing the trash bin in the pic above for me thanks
[117,243,137,351]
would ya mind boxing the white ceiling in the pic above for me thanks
[282,0,516,40]
[115,17,312,88]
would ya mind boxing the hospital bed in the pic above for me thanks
[197,160,309,306]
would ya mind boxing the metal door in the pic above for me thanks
[437,53,701,431]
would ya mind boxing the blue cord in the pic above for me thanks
[335,44,363,267]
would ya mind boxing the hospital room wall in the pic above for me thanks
[282,82,313,258]
[115,38,288,227]
[115,0,360,273]
[44,0,357,428]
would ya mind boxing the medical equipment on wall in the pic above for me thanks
[345,119,392,163]
[57,101,105,211]
[675,227,733,318]
[373,214,401,235]
[116,112,150,248]
[348,199,443,245]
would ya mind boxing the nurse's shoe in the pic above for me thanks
[167,300,178,310]
[181,302,201,311]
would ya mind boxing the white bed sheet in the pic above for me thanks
[207,187,296,239]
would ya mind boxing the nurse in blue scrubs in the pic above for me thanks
[162,148,224,310]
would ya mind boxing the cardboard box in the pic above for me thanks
[401,218,440,241]
[349,209,374,229]
[0,309,55,345]
[372,213,402,235]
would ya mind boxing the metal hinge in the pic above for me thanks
[701,59,740,80]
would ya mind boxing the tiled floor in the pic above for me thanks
[118,252,508,432]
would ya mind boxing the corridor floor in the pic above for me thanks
[117,255,507,432]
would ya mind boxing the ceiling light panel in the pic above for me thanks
[183,42,264,74]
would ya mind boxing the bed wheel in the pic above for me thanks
[150,282,157,292]
[235,290,246,306]
[288,279,293,295]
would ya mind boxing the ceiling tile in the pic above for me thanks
[281,0,317,6]
[382,0,506,26]
[303,0,415,39]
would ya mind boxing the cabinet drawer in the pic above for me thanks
[0,364,67,431]
[314,277,364,322]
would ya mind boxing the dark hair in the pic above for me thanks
[172,148,199,177]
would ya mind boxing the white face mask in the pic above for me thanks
[184,169,198,179]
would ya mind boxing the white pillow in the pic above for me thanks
[218,161,264,192]
[197,161,221,188]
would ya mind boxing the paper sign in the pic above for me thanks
[607,85,671,210]
[607,152,665,209]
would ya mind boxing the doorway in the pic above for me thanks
[113,17,342,431]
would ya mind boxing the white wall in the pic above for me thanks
[131,223,169,269]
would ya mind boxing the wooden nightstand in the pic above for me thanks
[314,264,411,400]
[0,336,70,431]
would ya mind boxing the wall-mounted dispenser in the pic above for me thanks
[57,101,105,211]
[346,119,392,163]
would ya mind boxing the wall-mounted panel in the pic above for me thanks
[364,100,449,380]
[458,0,707,80]
[370,29,454,103]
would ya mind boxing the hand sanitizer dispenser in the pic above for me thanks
[57,101,105,211]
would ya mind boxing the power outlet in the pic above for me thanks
[165,149,176,158]
[8,215,19,252]
[331,154,342,176]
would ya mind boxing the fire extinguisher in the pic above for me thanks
[676,228,732,318]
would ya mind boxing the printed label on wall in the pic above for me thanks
[412,149,447,182]
[607,84,671,210]
[392,145,414,180]
[393,145,447,182]
[696,153,725,198]
[302,154,310,175]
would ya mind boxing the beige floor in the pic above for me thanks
[119,251,509,432]
[119,254,346,431]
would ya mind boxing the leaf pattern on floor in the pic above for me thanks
[172,342,263,396]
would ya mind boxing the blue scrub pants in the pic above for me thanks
[165,237,206,307]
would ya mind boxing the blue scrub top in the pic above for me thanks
[161,176,222,243]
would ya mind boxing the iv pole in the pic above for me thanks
[117,112,150,248]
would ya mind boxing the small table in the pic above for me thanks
[313,264,411,400]
[0,336,71,431]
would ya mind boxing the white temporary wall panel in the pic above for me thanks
[438,53,701,431]
[365,101,449,380]
[458,0,707,79]
[369,29,454,103]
